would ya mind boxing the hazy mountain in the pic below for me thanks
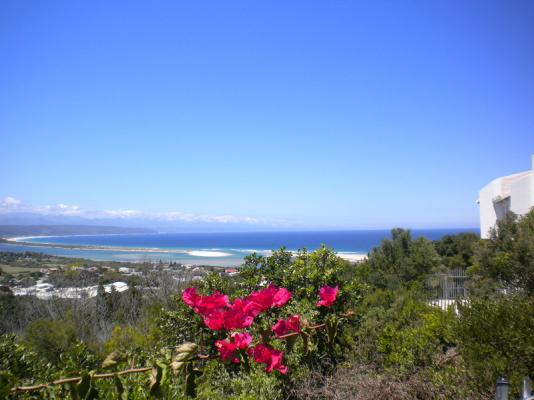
[0,224,155,238]
[0,211,297,233]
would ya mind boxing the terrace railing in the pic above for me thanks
[495,376,533,400]
[426,268,469,310]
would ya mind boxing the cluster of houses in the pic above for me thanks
[11,281,129,299]
[4,260,240,300]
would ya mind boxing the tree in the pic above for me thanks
[456,294,534,394]
[472,209,534,294]
[24,319,77,365]
[434,232,479,270]
[360,229,441,289]
[104,325,146,354]
[0,286,18,334]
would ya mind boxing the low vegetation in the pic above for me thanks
[1,210,533,399]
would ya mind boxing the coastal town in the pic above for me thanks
[0,251,238,299]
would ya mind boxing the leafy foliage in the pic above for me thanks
[4,216,534,399]
[359,229,441,290]
[24,319,78,365]
[434,232,478,270]
[472,211,534,294]
[456,293,534,392]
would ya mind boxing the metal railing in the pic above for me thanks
[496,376,533,400]
[426,268,469,310]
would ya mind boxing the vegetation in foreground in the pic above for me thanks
[1,210,534,399]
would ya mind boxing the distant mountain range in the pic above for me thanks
[0,212,293,233]
[0,225,156,238]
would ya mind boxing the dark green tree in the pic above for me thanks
[360,228,441,289]
[434,232,479,270]
[472,209,534,294]
[24,319,77,365]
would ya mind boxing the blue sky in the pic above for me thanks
[1,1,533,230]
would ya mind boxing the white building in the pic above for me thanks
[478,155,534,238]
[12,281,129,299]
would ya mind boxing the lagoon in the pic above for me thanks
[1,229,478,266]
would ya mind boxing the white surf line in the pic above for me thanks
[4,239,235,257]
[187,250,232,257]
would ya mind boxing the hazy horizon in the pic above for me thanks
[0,197,479,232]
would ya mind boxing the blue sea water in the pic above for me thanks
[0,229,478,266]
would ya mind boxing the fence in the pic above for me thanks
[496,376,533,400]
[426,268,469,310]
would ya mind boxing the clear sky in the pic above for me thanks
[1,1,533,230]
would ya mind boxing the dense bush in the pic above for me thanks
[471,211,534,294]
[0,334,53,383]
[456,293,534,393]
[358,229,441,290]
[24,319,78,365]
[434,232,478,270]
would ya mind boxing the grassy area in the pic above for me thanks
[0,264,41,274]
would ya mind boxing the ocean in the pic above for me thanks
[0,229,478,266]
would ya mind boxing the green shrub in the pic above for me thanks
[473,210,534,294]
[360,229,441,290]
[24,319,77,365]
[0,334,53,382]
[104,325,147,354]
[195,359,283,400]
[456,294,534,394]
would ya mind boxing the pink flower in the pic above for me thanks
[215,339,237,362]
[224,298,256,330]
[182,287,231,329]
[182,287,230,315]
[272,287,292,307]
[246,284,292,314]
[272,315,300,337]
[245,287,273,313]
[215,332,253,363]
[181,285,292,331]
[181,287,201,308]
[251,344,288,374]
[317,285,339,307]
[202,309,226,330]
[195,291,230,315]
[232,332,252,349]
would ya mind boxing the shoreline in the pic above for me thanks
[2,239,233,257]
[1,236,368,262]
[7,232,148,242]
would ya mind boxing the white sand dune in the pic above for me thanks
[187,250,232,257]
[9,236,44,242]
[336,252,367,262]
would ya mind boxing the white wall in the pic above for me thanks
[478,178,507,239]
[509,174,534,216]
[478,159,534,239]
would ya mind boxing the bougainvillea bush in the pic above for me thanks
[182,282,340,374]
[152,246,366,399]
